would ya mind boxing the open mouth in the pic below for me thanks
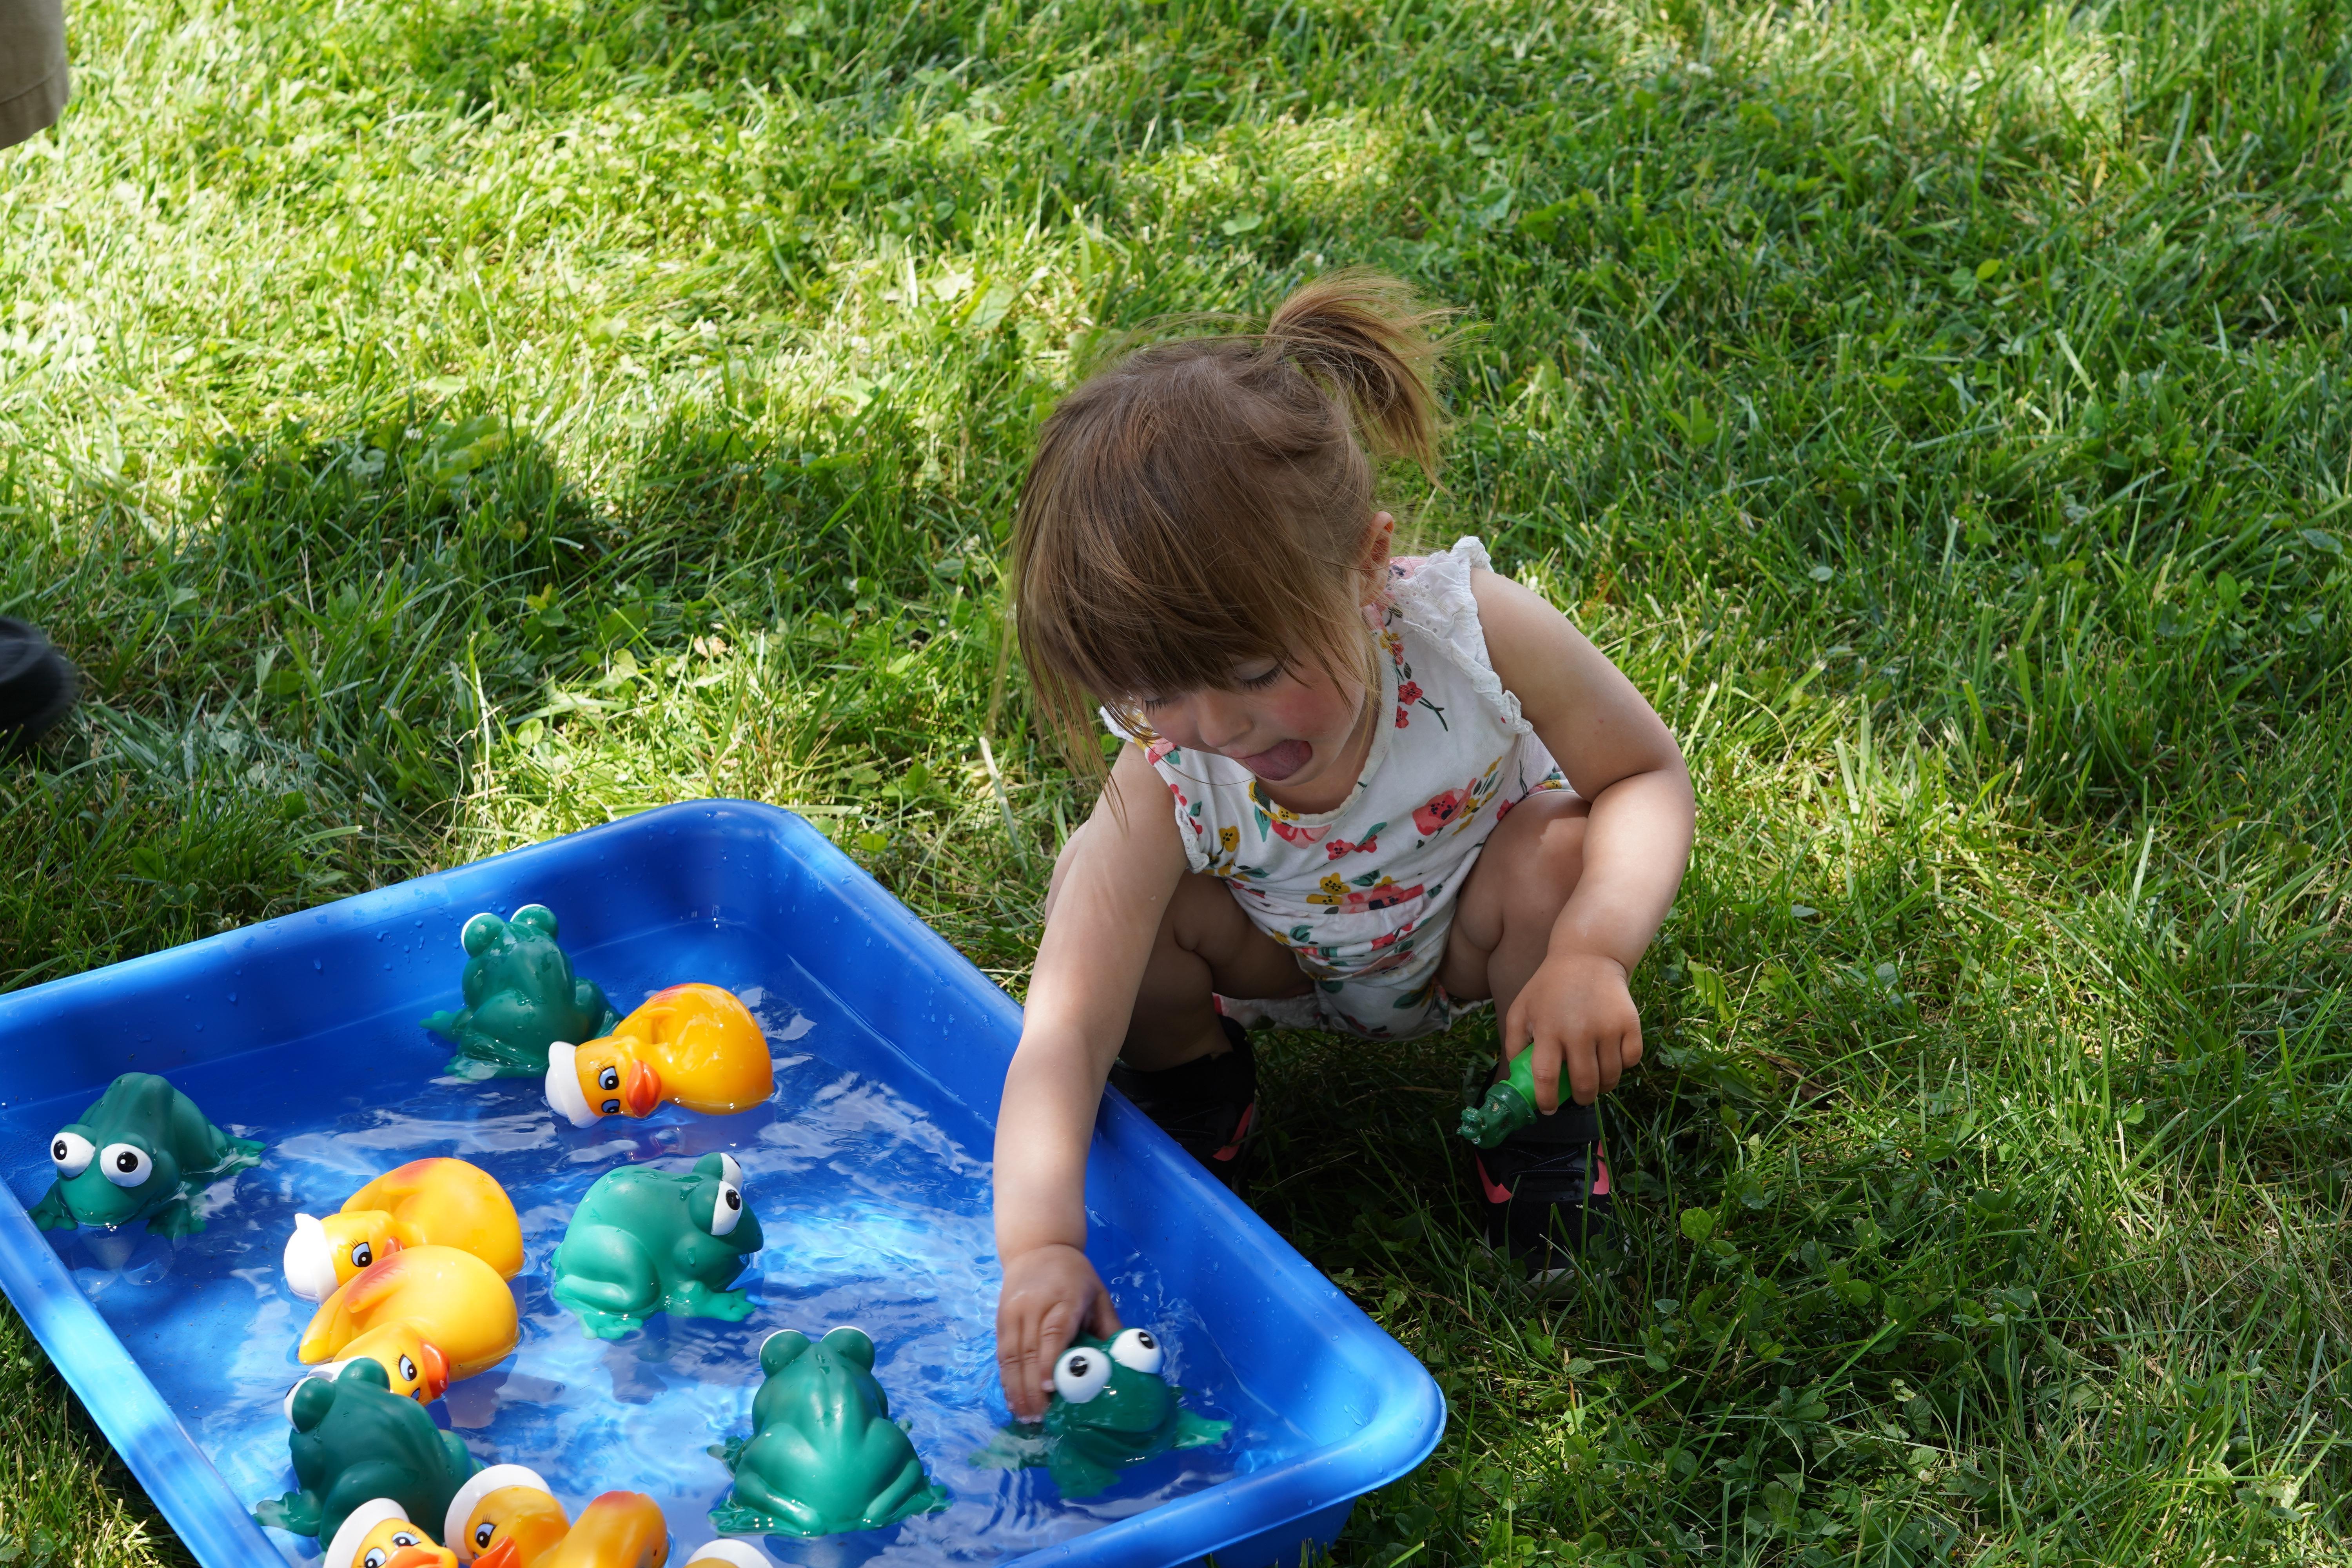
[1234,739,1310,781]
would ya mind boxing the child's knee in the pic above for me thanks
[1499,798,1588,926]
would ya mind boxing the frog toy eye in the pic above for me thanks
[100,1143,153,1188]
[1109,1327,1163,1375]
[50,1131,94,1178]
[710,1180,745,1237]
[1053,1346,1112,1404]
[351,1241,374,1270]
[719,1152,743,1187]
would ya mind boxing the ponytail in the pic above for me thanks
[1264,270,1452,479]
[1013,270,1457,775]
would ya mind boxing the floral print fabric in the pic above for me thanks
[1102,537,1568,1040]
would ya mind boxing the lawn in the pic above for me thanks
[3,0,2350,1559]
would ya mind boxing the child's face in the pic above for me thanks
[1140,655,1370,788]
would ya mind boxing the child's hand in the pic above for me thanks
[1506,950,1643,1110]
[995,1241,1122,1421]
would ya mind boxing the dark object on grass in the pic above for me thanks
[0,617,78,757]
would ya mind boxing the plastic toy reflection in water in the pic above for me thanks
[549,1153,760,1339]
[285,1158,525,1303]
[709,1326,948,1537]
[29,1071,264,1237]
[254,1359,482,1542]
[974,1329,1230,1499]
[424,905,621,1080]
[324,1500,461,1568]
[298,1244,521,1401]
[443,1467,670,1568]
[545,984,772,1127]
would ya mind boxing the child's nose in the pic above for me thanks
[1191,693,1252,750]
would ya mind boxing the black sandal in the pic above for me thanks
[1108,1015,1261,1195]
[1468,1075,1613,1275]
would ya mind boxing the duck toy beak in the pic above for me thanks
[621,1060,662,1118]
[417,1341,452,1402]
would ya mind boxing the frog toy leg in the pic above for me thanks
[145,1194,203,1238]
[442,990,563,1077]
[28,1182,71,1231]
[855,1456,948,1530]
[662,1274,755,1325]
[711,1464,831,1539]
[1172,1410,1232,1450]
[255,1489,326,1538]
[550,1225,664,1339]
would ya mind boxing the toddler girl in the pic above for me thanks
[992,274,1693,1418]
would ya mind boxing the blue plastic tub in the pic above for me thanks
[0,801,1443,1568]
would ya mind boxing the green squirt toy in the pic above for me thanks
[1459,1044,1550,1149]
[974,1329,1230,1499]
[550,1152,762,1339]
[421,904,620,1079]
[709,1325,948,1536]
[253,1358,481,1541]
[29,1072,264,1237]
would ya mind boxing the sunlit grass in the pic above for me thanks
[5,0,2351,1561]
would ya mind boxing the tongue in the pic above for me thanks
[1238,739,1310,781]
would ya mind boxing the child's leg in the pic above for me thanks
[1437,791,1591,1022]
[1042,830,1308,1071]
[1044,832,1307,1189]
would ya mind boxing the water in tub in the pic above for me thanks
[3,944,1303,1566]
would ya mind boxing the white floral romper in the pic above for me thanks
[1103,537,1570,1040]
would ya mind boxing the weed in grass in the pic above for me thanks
[4,0,2350,1561]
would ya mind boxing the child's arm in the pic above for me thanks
[994,742,1190,1419]
[1473,570,1696,1109]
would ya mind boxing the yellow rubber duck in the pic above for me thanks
[284,1158,525,1303]
[443,1468,669,1568]
[545,984,772,1128]
[298,1243,519,1401]
[326,1499,461,1568]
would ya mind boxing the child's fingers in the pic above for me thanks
[1560,1029,1601,1107]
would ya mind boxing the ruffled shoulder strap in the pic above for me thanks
[1385,535,1529,734]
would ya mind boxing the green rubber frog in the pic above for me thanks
[973,1329,1230,1499]
[1459,1044,1544,1148]
[28,1072,264,1237]
[253,1358,480,1541]
[710,1325,947,1536]
[421,904,619,1079]
[549,1152,762,1339]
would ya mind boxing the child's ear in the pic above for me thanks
[1357,512,1396,595]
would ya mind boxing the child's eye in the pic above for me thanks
[1236,664,1283,691]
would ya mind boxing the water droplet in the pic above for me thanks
[313,959,323,971]
[227,993,238,1004]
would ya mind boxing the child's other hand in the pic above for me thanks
[996,1241,1122,1421]
[1506,950,1643,1111]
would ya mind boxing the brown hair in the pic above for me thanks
[1012,270,1453,772]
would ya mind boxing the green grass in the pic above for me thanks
[3,0,2350,1559]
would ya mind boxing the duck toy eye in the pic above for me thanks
[100,1143,153,1187]
[49,1132,94,1178]
[1053,1346,1112,1404]
[599,1066,620,1092]
[474,1524,496,1551]
[1109,1327,1164,1375]
[351,1241,373,1270]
